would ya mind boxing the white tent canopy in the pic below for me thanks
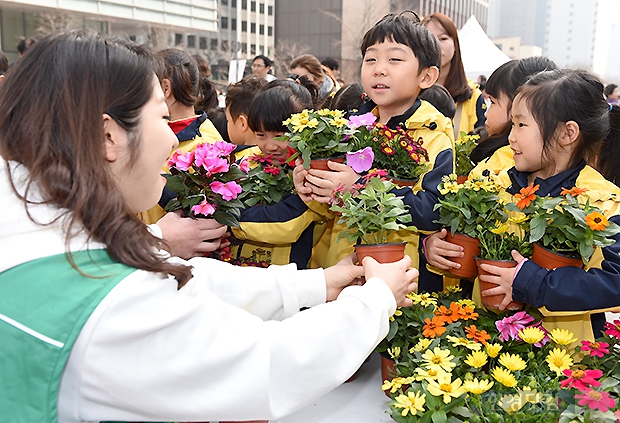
[458,15,511,79]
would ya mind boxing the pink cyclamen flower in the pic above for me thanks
[346,147,375,173]
[575,389,616,412]
[495,311,535,342]
[604,320,620,338]
[581,340,610,357]
[210,181,243,201]
[561,369,603,391]
[192,200,216,217]
[239,159,250,174]
[213,140,236,156]
[348,112,377,129]
[168,150,194,171]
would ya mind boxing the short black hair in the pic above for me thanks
[248,80,313,132]
[0,50,8,75]
[419,84,456,119]
[360,11,440,73]
[17,37,36,55]
[605,83,618,97]
[253,55,273,68]
[321,57,339,71]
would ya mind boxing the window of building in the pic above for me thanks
[231,18,237,31]
[251,22,256,33]
[260,3,264,13]
[259,24,264,35]
[222,0,228,4]
[232,0,236,7]
[210,38,218,50]
[187,35,196,48]
[251,1,256,12]
[221,40,229,51]
[199,37,207,49]
[259,45,264,54]
[242,20,247,31]
[221,16,228,29]
[242,0,247,9]
[241,42,247,53]
[268,26,273,36]
[250,43,256,55]
[175,33,183,46]
[268,5,273,15]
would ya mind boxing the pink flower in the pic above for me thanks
[348,112,377,129]
[604,320,620,338]
[191,200,216,216]
[213,140,236,156]
[495,311,535,342]
[615,409,620,421]
[561,369,603,391]
[581,340,610,357]
[264,165,281,175]
[168,150,194,171]
[346,147,375,173]
[197,156,230,175]
[575,389,616,412]
[210,181,243,201]
[239,158,250,173]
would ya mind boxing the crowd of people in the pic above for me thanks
[2,9,620,423]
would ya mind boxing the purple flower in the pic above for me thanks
[348,112,377,129]
[192,200,216,216]
[346,147,374,173]
[495,311,535,342]
[210,181,243,201]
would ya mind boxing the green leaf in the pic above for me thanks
[431,410,447,423]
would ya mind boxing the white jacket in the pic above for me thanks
[0,162,396,422]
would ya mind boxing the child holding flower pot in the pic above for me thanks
[427,69,620,344]
[294,11,455,293]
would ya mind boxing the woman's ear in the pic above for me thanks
[102,114,126,162]
[419,66,440,89]
[160,78,173,99]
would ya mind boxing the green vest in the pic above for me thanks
[0,249,136,423]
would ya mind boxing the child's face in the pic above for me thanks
[508,97,546,178]
[485,93,511,136]
[254,130,288,164]
[361,41,430,119]
[425,20,455,69]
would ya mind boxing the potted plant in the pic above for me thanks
[506,184,620,269]
[164,141,247,227]
[280,108,355,170]
[454,131,479,183]
[329,175,415,263]
[382,287,580,423]
[350,113,430,185]
[433,173,506,278]
[238,153,294,207]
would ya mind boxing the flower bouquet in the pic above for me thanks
[455,131,479,181]
[238,153,294,207]
[280,108,355,169]
[506,184,620,267]
[382,287,579,423]
[164,141,247,227]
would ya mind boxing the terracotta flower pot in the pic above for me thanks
[531,242,584,269]
[443,232,480,278]
[475,258,524,310]
[390,177,418,187]
[355,242,406,264]
[380,353,397,398]
[308,156,345,171]
[456,175,468,184]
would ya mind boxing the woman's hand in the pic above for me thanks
[425,228,463,270]
[157,211,229,259]
[479,250,525,310]
[362,256,419,308]
[324,254,365,301]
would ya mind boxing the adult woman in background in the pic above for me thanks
[423,13,486,137]
[0,31,418,422]
[290,53,338,104]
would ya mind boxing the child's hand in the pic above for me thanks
[304,161,360,204]
[292,160,313,202]
[362,255,419,308]
[425,229,464,270]
[479,250,526,310]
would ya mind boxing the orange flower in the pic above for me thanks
[561,186,588,196]
[514,183,540,210]
[423,317,447,338]
[434,302,462,324]
[465,325,491,345]
[585,211,610,231]
[458,305,479,321]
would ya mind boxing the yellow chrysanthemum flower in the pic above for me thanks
[382,376,415,393]
[427,374,466,404]
[498,353,527,372]
[329,117,348,127]
[464,350,488,368]
[409,293,437,307]
[463,378,494,394]
[447,335,482,351]
[414,366,449,382]
[497,393,525,414]
[439,181,460,195]
[519,387,544,404]
[306,118,319,128]
[316,108,333,116]
[411,338,433,353]
[393,391,426,417]
[546,348,573,375]
[492,367,518,387]
[548,328,578,346]
[509,213,528,224]
[485,343,503,358]
[446,285,463,293]
[519,326,546,344]
[389,308,403,322]
[490,221,509,234]
[457,299,477,309]
[388,347,401,360]
[422,347,457,373]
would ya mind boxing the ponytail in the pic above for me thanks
[195,76,217,112]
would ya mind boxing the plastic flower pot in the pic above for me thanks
[475,258,524,310]
[380,352,397,398]
[308,155,345,171]
[355,242,406,264]
[531,242,584,270]
[444,232,480,278]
